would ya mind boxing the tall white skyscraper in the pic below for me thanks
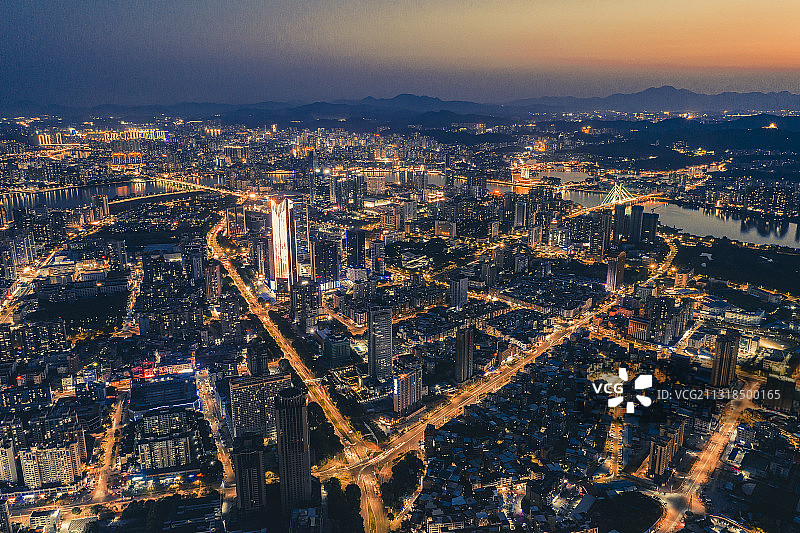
[270,197,298,291]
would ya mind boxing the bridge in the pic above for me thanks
[567,182,666,218]
[151,175,245,198]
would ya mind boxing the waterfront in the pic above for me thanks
[0,178,225,216]
[3,179,799,249]
[563,190,800,249]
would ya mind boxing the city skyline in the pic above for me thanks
[3,1,800,107]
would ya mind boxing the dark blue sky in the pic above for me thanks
[3,0,799,107]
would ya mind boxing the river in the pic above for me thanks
[563,190,800,249]
[3,177,799,249]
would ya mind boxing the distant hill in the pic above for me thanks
[4,86,800,122]
[509,86,800,113]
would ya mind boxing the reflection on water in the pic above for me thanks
[563,190,800,249]
[1,180,191,216]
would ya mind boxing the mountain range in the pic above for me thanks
[5,86,800,124]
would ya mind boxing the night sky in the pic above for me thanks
[2,0,799,107]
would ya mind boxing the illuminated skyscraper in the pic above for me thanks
[711,331,739,388]
[275,387,313,514]
[368,307,393,382]
[270,198,298,291]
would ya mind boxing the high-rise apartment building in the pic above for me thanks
[449,275,468,309]
[230,374,292,441]
[204,261,222,303]
[393,366,423,414]
[233,434,268,514]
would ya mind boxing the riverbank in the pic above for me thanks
[672,235,800,296]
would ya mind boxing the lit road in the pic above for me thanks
[93,391,127,502]
[656,380,759,532]
[206,216,399,528]
[208,216,393,531]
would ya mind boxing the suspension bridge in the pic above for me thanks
[567,182,666,218]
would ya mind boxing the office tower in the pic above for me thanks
[628,204,644,244]
[310,237,339,287]
[229,374,292,440]
[368,307,393,382]
[762,375,796,413]
[291,278,319,333]
[711,331,740,388]
[271,197,298,290]
[344,228,366,269]
[92,195,109,220]
[233,434,268,514]
[323,334,351,369]
[455,326,474,383]
[641,212,659,243]
[449,275,469,310]
[275,388,313,514]
[370,239,385,277]
[613,203,627,246]
[204,261,222,303]
[606,252,625,292]
[394,367,423,415]
[434,220,456,238]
